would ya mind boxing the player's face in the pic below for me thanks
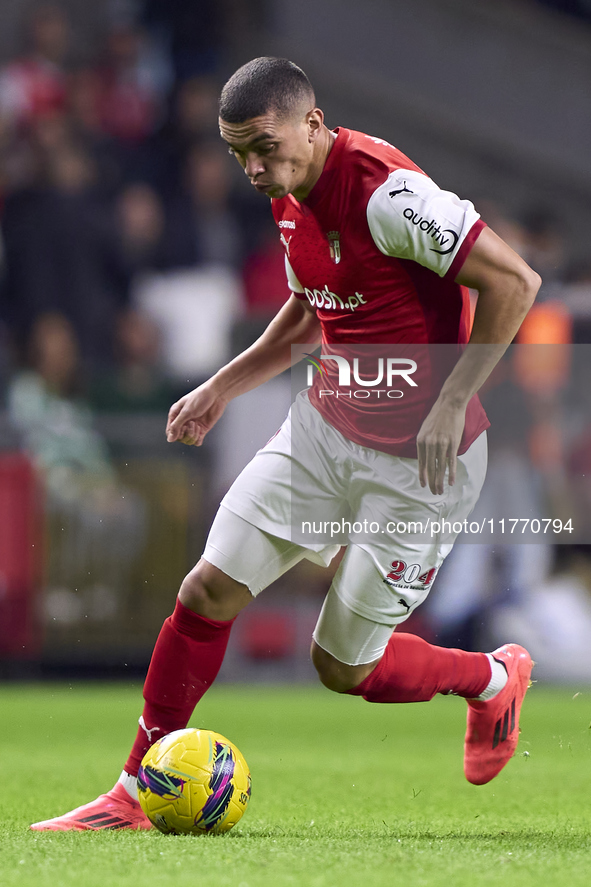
[219,109,323,200]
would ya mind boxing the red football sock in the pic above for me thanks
[124,599,235,777]
[347,632,491,703]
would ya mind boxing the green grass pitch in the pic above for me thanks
[2,681,591,887]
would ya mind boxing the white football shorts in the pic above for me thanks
[203,392,487,665]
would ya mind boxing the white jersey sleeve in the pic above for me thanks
[366,168,481,277]
[285,255,305,294]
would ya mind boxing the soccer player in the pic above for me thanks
[32,58,540,831]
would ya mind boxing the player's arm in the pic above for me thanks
[166,295,320,445]
[416,226,541,493]
[367,169,541,493]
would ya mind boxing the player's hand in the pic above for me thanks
[166,381,228,446]
[416,401,467,495]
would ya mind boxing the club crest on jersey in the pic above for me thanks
[327,231,341,264]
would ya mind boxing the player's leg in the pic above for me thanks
[311,548,496,698]
[311,546,532,785]
[122,505,323,783]
[30,509,314,831]
[32,560,251,832]
[120,556,252,789]
[340,428,531,783]
[30,395,341,830]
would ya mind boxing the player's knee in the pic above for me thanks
[310,640,374,693]
[179,559,253,621]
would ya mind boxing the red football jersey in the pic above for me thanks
[271,127,489,457]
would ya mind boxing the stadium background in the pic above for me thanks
[1,0,591,684]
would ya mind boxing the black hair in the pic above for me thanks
[219,57,315,123]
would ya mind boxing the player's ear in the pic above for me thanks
[306,108,324,142]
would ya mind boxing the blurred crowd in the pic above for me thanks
[0,2,289,652]
[1,2,591,679]
[0,1,288,387]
